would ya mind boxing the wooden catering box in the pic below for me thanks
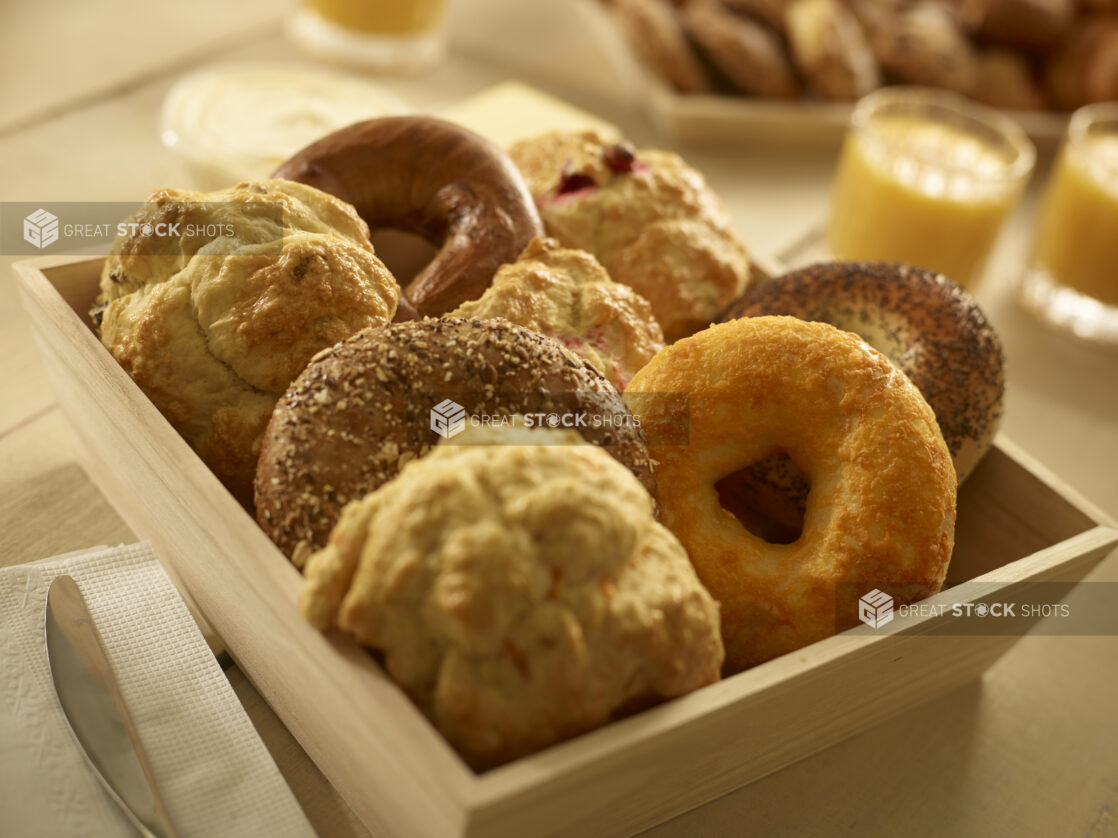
[15,252,1118,838]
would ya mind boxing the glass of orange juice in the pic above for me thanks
[828,87,1035,289]
[1020,103,1118,347]
[289,0,448,73]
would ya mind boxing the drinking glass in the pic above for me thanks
[1020,103,1118,348]
[289,0,448,73]
[828,87,1035,289]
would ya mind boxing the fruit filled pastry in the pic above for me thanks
[508,130,751,342]
[451,237,664,391]
[299,422,724,769]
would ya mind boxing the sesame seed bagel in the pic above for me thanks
[256,317,655,563]
[722,261,1005,483]
[626,316,956,670]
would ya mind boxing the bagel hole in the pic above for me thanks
[715,452,809,545]
[370,228,438,284]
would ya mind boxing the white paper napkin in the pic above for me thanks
[0,542,317,838]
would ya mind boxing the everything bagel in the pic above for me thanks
[274,116,543,315]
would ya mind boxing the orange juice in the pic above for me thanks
[828,88,1034,288]
[1033,133,1118,307]
[308,0,446,36]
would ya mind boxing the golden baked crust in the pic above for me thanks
[974,48,1047,111]
[721,0,791,33]
[1044,17,1118,111]
[451,238,664,391]
[97,180,399,502]
[508,131,750,343]
[979,0,1074,53]
[626,316,956,670]
[300,423,723,768]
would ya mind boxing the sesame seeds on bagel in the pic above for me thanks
[255,316,655,564]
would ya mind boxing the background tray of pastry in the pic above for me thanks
[14,85,1118,838]
[574,0,1074,149]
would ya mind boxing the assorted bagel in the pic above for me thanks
[95,113,1009,766]
[723,261,1005,484]
[272,115,543,315]
[626,316,956,669]
[256,316,656,566]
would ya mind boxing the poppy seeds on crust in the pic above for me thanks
[722,261,1005,483]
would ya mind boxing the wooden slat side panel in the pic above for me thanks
[468,633,1019,838]
[948,445,1097,585]
[956,528,1116,590]
[991,436,1117,530]
[467,537,1118,838]
[38,255,104,322]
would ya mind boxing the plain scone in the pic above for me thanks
[300,423,724,769]
[95,179,399,502]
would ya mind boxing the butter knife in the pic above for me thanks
[45,574,179,838]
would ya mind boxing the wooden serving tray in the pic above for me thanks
[13,84,1117,838]
[16,250,1118,838]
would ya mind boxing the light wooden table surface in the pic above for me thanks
[2,3,1116,837]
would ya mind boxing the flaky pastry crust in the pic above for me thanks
[96,179,399,502]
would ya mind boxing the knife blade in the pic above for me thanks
[45,574,178,838]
